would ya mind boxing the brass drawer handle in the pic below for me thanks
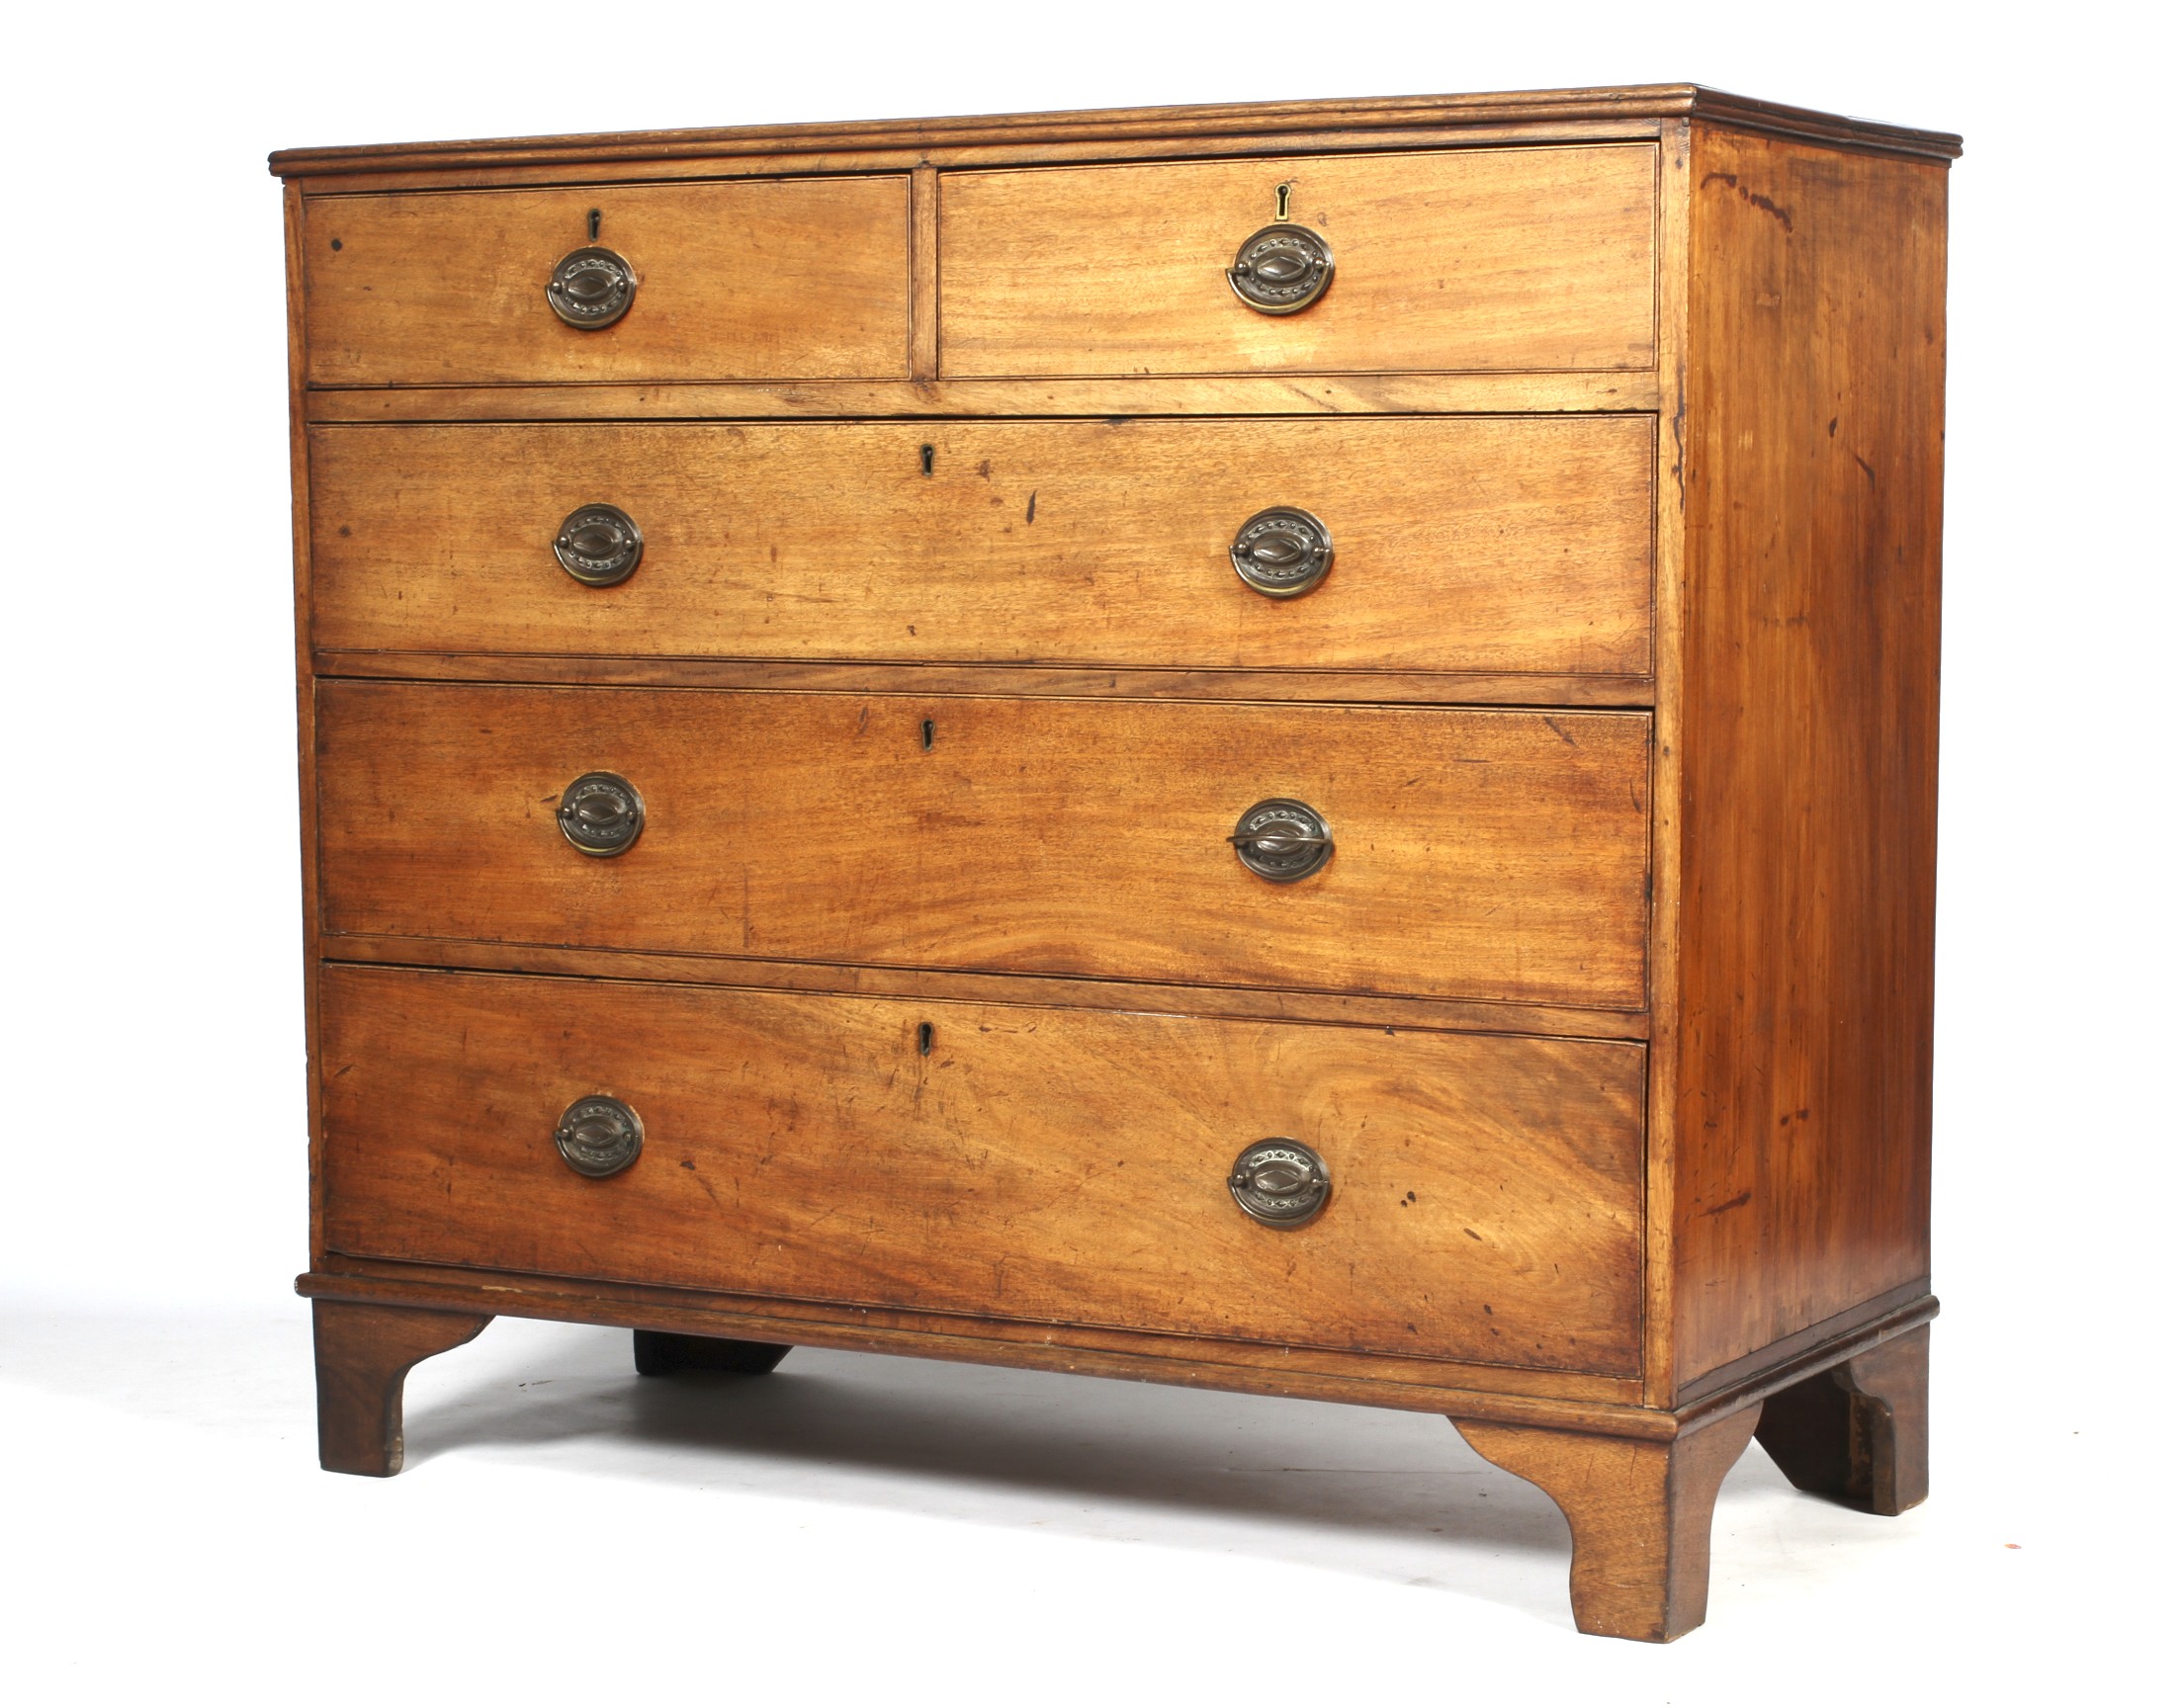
[547,246,636,328]
[555,1094,644,1178]
[1231,506,1333,598]
[558,771,645,857]
[554,504,644,586]
[1230,798,1333,883]
[1230,1140,1330,1226]
[1228,223,1333,315]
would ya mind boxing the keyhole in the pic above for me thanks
[587,208,602,241]
[917,1021,934,1056]
[919,444,935,475]
[1275,183,1291,220]
[920,719,935,751]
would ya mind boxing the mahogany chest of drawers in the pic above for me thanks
[273,84,1956,1641]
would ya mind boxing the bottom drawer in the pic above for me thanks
[319,966,1644,1375]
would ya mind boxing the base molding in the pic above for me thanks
[296,1267,1934,1440]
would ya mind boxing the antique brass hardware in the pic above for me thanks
[557,771,645,857]
[553,503,644,586]
[1229,1139,1331,1226]
[1228,222,1333,315]
[1230,798,1333,883]
[547,245,635,328]
[1231,506,1333,598]
[554,1094,644,1178]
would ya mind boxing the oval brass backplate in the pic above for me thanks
[1230,798,1333,883]
[558,771,646,857]
[1231,506,1334,598]
[1228,223,1333,315]
[554,1094,645,1178]
[554,503,644,587]
[547,245,636,328]
[1230,1139,1331,1226]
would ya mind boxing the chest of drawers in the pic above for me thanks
[274,84,1956,1642]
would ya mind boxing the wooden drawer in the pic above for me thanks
[320,965,1645,1373]
[302,178,911,384]
[940,146,1656,378]
[316,684,1650,1009]
[309,416,1653,675]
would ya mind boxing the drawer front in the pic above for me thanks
[320,966,1645,1373]
[303,178,910,384]
[317,685,1649,1008]
[310,416,1653,676]
[940,146,1656,378]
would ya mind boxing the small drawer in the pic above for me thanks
[319,965,1645,1374]
[309,415,1654,676]
[939,145,1656,378]
[315,684,1651,1009]
[302,177,911,385]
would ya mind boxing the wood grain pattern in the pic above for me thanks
[940,146,1656,377]
[1642,119,1695,1408]
[1667,127,1948,1396]
[322,932,1649,1041]
[315,684,1652,1008]
[285,181,329,1268]
[313,651,1656,711]
[303,178,910,385]
[308,416,1653,674]
[311,1300,491,1476]
[319,965,1646,1373]
[1455,1404,1760,1641]
[301,371,1661,422]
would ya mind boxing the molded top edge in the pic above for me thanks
[267,83,1964,177]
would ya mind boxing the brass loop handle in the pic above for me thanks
[1231,799,1333,883]
[1231,506,1333,598]
[1230,1140,1331,1227]
[1228,223,1333,315]
[555,1094,644,1178]
[554,503,644,586]
[547,246,636,328]
[558,771,646,857]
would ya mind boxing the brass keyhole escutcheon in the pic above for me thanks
[1275,182,1292,219]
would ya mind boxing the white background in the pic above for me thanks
[4,3,2177,1702]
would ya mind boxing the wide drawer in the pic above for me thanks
[316,685,1649,1008]
[302,178,911,385]
[309,416,1654,675]
[319,965,1645,1372]
[940,145,1656,377]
